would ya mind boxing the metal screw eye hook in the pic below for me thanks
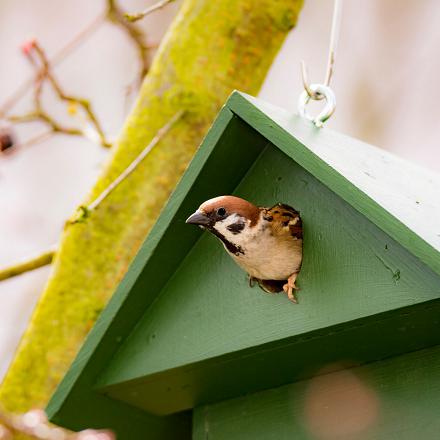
[298,84,336,128]
[297,0,342,127]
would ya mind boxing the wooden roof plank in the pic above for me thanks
[227,92,440,275]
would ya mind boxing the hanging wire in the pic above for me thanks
[298,0,343,126]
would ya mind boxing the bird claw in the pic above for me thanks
[249,275,256,288]
[283,273,299,304]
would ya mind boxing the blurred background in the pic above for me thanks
[0,0,439,381]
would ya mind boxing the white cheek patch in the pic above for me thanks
[213,214,246,238]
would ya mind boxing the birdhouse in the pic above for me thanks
[48,92,440,439]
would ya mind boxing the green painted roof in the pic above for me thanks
[229,92,440,275]
[47,91,440,439]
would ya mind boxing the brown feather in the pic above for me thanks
[262,203,302,240]
[192,196,303,286]
[199,195,260,226]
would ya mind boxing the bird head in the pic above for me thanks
[186,195,260,244]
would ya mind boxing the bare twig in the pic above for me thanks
[0,2,150,117]
[8,112,83,137]
[6,40,111,148]
[88,110,183,210]
[107,0,150,82]
[34,42,110,147]
[0,247,56,282]
[68,110,183,224]
[19,130,54,149]
[51,14,107,66]
[0,13,106,118]
[124,0,176,22]
[0,0,151,151]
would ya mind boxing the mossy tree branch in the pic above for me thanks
[0,113,182,282]
[0,0,304,413]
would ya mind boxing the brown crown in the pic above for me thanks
[199,195,260,226]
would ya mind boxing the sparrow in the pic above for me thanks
[186,195,303,303]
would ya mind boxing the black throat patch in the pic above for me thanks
[209,227,244,256]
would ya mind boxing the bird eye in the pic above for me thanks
[217,207,227,217]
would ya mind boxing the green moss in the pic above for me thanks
[0,0,304,413]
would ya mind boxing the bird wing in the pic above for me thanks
[264,203,303,240]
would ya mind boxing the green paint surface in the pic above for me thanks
[0,0,303,416]
[193,345,440,440]
[97,145,440,414]
[47,112,267,438]
[46,93,440,438]
[229,93,440,277]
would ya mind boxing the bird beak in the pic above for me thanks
[186,210,211,226]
